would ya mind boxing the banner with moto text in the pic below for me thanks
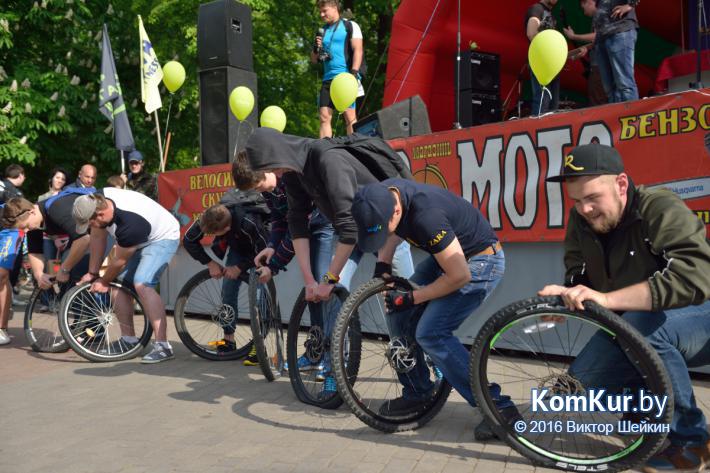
[388,89,710,242]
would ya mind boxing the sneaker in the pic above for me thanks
[379,396,428,417]
[474,405,523,442]
[284,355,320,372]
[317,375,338,401]
[687,440,710,469]
[243,344,258,366]
[316,360,331,382]
[642,443,707,473]
[217,339,237,355]
[141,344,174,364]
[98,338,138,355]
[0,329,10,345]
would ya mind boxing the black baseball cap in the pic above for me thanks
[352,183,395,253]
[547,144,625,182]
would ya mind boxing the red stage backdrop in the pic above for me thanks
[159,91,710,242]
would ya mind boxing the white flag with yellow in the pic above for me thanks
[138,15,162,114]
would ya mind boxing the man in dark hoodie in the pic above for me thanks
[240,128,414,392]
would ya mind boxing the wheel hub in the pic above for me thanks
[387,338,417,373]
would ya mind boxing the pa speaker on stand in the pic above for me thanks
[353,95,431,139]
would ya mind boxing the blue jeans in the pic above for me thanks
[386,250,512,409]
[530,73,559,117]
[570,300,710,447]
[220,249,251,335]
[596,29,638,103]
[306,212,337,331]
[120,239,179,288]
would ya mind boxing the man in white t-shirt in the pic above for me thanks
[72,188,180,363]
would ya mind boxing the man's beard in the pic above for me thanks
[585,197,623,234]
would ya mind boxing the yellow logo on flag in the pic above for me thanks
[138,15,163,114]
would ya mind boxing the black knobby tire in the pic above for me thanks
[24,285,69,353]
[248,270,284,381]
[58,282,153,362]
[286,286,352,409]
[470,296,673,473]
[332,277,452,432]
[174,269,253,361]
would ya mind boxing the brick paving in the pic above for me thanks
[1,289,708,473]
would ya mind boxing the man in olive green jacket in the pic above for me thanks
[540,143,710,472]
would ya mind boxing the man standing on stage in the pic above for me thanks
[311,0,363,137]
[525,0,560,116]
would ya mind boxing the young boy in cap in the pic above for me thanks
[539,143,710,472]
[351,178,517,437]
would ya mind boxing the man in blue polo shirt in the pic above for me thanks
[311,0,363,138]
[351,178,518,437]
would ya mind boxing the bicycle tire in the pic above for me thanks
[286,286,352,409]
[248,270,284,381]
[332,277,452,433]
[24,285,69,353]
[470,296,673,473]
[174,269,253,361]
[58,282,153,362]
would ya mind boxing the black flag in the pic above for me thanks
[99,24,135,151]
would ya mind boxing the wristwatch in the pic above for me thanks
[59,267,70,274]
[321,271,339,285]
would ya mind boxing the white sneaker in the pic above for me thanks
[0,329,10,345]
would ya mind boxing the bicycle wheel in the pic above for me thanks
[470,296,673,473]
[24,284,69,353]
[173,269,253,361]
[286,286,353,409]
[249,269,284,381]
[58,282,152,362]
[332,277,452,432]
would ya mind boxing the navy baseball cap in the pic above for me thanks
[547,144,625,182]
[128,150,143,163]
[352,183,395,253]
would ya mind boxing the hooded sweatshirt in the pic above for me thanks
[245,128,383,245]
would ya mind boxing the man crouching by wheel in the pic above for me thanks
[351,178,520,439]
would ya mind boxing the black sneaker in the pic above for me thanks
[379,397,427,416]
[242,344,258,366]
[474,405,523,442]
[217,339,237,354]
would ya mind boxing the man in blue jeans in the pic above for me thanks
[352,178,516,437]
[540,144,710,472]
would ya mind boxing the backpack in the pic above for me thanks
[219,188,270,216]
[314,133,413,182]
[343,19,368,79]
[43,187,97,211]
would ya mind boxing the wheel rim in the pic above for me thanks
[64,285,148,359]
[26,287,66,351]
[335,282,447,424]
[480,308,670,466]
[179,273,252,356]
[255,279,284,377]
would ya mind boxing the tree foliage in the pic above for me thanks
[0,0,398,198]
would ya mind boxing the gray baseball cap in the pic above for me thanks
[72,194,98,234]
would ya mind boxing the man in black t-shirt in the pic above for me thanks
[525,0,560,116]
[352,178,517,439]
[2,194,91,288]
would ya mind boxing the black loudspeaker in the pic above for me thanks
[353,95,431,140]
[459,91,501,127]
[199,67,258,166]
[457,50,500,94]
[198,0,253,70]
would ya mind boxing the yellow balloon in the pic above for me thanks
[229,86,254,121]
[330,72,358,112]
[162,61,185,93]
[528,29,568,86]
[260,105,287,132]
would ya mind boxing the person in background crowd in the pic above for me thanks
[68,164,97,189]
[525,0,560,116]
[107,175,125,189]
[311,0,363,137]
[564,0,639,103]
[38,167,69,263]
[121,150,157,200]
[0,164,25,203]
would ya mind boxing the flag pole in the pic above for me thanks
[154,110,164,172]
[120,150,125,174]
